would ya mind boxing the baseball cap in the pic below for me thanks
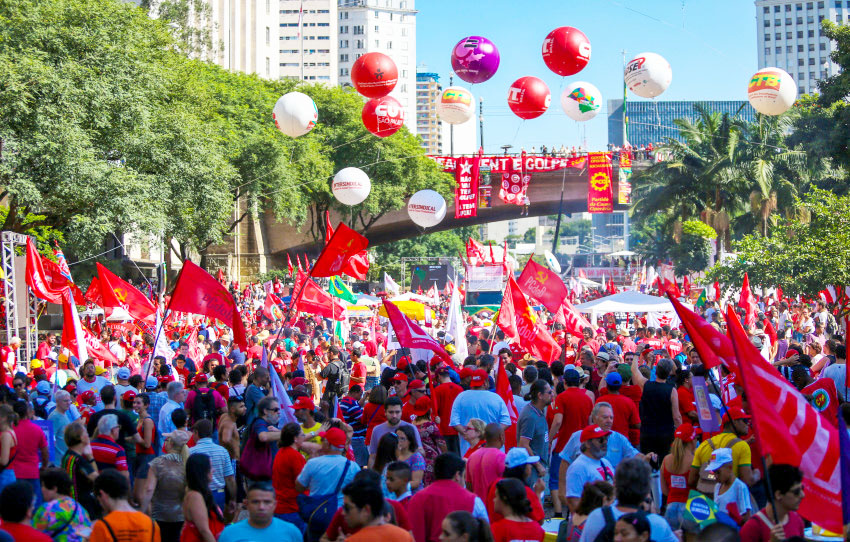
[412,396,432,417]
[705,448,733,471]
[292,396,315,411]
[674,423,698,443]
[122,390,137,402]
[564,368,580,385]
[408,379,425,391]
[505,447,540,469]
[145,376,159,390]
[30,359,43,369]
[116,367,130,380]
[580,424,612,443]
[57,353,68,364]
[596,351,610,362]
[79,390,96,403]
[320,427,347,448]
[605,372,623,386]
[33,368,46,378]
[64,382,77,393]
[397,356,411,371]
[722,406,751,424]
[470,369,488,387]
[392,373,409,383]
[192,374,208,386]
[290,377,307,387]
[36,381,51,395]
[94,366,107,376]
[459,367,474,379]
[352,341,364,349]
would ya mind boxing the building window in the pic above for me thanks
[340,53,349,62]
[265,57,270,76]
[818,1,824,7]
[808,15,814,22]
[799,58,806,66]
[340,26,347,33]
[387,41,392,49]
[809,57,816,64]
[775,18,781,25]
[786,17,792,24]
[774,4,781,11]
[797,3,803,10]
[340,68,349,76]
[809,43,815,50]
[808,29,815,36]
[820,42,827,49]
[374,39,379,47]
[775,46,782,54]
[797,16,803,23]
[787,45,793,52]
[265,27,270,45]
[353,25,363,34]
[402,69,407,77]
[318,23,329,26]
[375,25,380,32]
[807,2,813,8]
[401,28,408,36]
[765,19,771,26]
[340,40,348,48]
[766,34,772,40]
[798,72,805,79]
[798,44,804,51]
[764,5,770,12]
[776,32,782,39]
[317,36,329,40]
[356,39,364,49]
[786,3,792,10]
[374,10,379,17]
[822,69,829,77]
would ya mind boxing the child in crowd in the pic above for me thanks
[708,448,754,526]
[385,461,413,508]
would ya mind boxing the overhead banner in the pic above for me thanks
[587,152,613,213]
[618,151,632,205]
[454,156,479,219]
[432,154,585,173]
[466,265,504,292]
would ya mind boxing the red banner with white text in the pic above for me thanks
[432,154,586,173]
[454,155,480,219]
[587,152,613,213]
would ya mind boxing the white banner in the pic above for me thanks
[466,266,504,292]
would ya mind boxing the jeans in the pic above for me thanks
[0,469,15,496]
[351,438,369,467]
[665,501,687,531]
[275,512,306,533]
[22,478,43,509]
[549,452,562,491]
[212,488,226,510]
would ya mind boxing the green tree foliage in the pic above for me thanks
[371,226,478,282]
[670,220,715,276]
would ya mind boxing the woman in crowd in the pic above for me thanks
[33,467,92,542]
[372,432,398,479]
[411,397,447,486]
[60,423,98,519]
[562,481,614,542]
[142,430,191,542]
[461,418,486,459]
[180,454,225,542]
[362,385,388,447]
[272,423,307,532]
[660,423,697,530]
[490,478,545,542]
[614,512,652,542]
[0,405,16,493]
[440,510,494,542]
[133,393,156,508]
[395,425,426,492]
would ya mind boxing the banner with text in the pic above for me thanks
[466,265,505,292]
[433,154,586,173]
[618,151,632,205]
[454,156,479,219]
[587,152,613,213]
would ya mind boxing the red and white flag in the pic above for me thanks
[496,353,518,450]
[26,238,64,304]
[497,276,561,363]
[381,300,451,364]
[557,298,593,339]
[61,288,89,363]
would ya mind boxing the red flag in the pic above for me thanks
[82,326,120,367]
[682,275,691,297]
[739,272,757,327]
[726,306,841,533]
[168,260,248,350]
[517,258,568,312]
[186,329,204,362]
[776,284,783,302]
[466,238,487,265]
[324,215,370,279]
[496,353,518,449]
[26,238,64,303]
[488,241,495,263]
[502,240,510,275]
[263,293,285,321]
[96,263,157,323]
[61,288,89,362]
[558,299,593,339]
[497,276,561,363]
[85,277,106,309]
[667,295,738,373]
[658,264,681,298]
[381,300,451,363]
[311,222,369,278]
[293,271,345,320]
[286,254,294,277]
[296,254,304,273]
[713,281,722,302]
[39,257,85,304]
[216,269,226,285]
[325,210,334,245]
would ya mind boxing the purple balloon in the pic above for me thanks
[451,36,500,84]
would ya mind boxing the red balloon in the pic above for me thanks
[362,96,405,137]
[351,52,398,98]
[507,77,551,120]
[542,27,591,77]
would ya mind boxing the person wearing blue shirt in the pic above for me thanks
[219,482,301,542]
[563,425,615,512]
[157,381,185,436]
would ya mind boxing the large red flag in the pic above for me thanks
[96,263,157,323]
[286,254,294,278]
[296,255,304,273]
[263,293,285,321]
[726,306,841,533]
[739,272,757,327]
[61,288,89,363]
[496,353,519,449]
[82,326,120,367]
[558,298,593,339]
[497,276,561,363]
[216,269,226,285]
[311,222,369,278]
[381,300,451,364]
[658,264,681,298]
[26,238,64,303]
[84,277,106,309]
[667,295,738,373]
[41,257,85,304]
[517,258,568,313]
[168,260,248,350]
[466,238,487,265]
[323,217,370,280]
[293,271,345,320]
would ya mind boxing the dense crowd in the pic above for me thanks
[0,280,838,542]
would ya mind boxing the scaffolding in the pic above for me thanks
[1,231,37,364]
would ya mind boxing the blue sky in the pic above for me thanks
[416,0,758,154]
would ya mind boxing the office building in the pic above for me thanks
[607,100,757,148]
[416,72,442,154]
[338,0,418,133]
[755,0,844,96]
[279,0,337,83]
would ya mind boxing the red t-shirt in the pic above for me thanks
[601,385,642,409]
[362,403,387,446]
[0,522,51,542]
[666,339,683,358]
[432,381,463,436]
[350,362,367,387]
[246,345,263,361]
[678,386,697,418]
[272,446,306,514]
[490,518,545,542]
[596,393,640,445]
[324,499,410,539]
[551,388,593,453]
[485,481,545,523]
[465,447,506,502]
[740,510,804,542]
[11,419,47,479]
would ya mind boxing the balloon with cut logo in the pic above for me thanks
[351,52,398,98]
[437,86,475,125]
[332,168,371,206]
[272,92,318,138]
[507,76,551,120]
[362,95,405,137]
[451,36,500,84]
[624,52,672,98]
[542,27,591,77]
[747,67,797,115]
[561,81,602,122]
[407,190,446,228]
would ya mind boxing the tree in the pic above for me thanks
[370,226,478,283]
[670,220,716,276]
[630,213,673,264]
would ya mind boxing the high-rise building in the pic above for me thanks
[210,0,280,79]
[279,0,338,83]
[755,0,844,96]
[607,100,757,148]
[416,72,442,154]
[338,0,418,134]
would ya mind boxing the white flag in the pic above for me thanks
[384,272,400,296]
[445,284,468,359]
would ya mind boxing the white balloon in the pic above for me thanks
[407,190,446,228]
[560,81,603,122]
[332,167,371,206]
[437,86,475,125]
[747,68,798,116]
[272,92,318,137]
[624,52,672,98]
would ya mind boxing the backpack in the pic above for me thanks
[826,311,839,337]
[697,436,741,494]
[192,389,218,428]
[593,506,617,542]
[33,397,50,420]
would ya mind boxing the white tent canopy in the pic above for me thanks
[574,291,693,327]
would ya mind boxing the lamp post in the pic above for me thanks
[479,97,484,151]
[501,144,512,155]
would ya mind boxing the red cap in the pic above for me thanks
[580,424,612,443]
[470,369,488,387]
[292,396,315,411]
[320,427,347,448]
[276,344,286,352]
[393,373,409,383]
[79,390,96,404]
[290,377,307,387]
[674,423,698,443]
[408,379,425,391]
[192,374,208,386]
[459,367,474,379]
[722,406,751,424]
[413,396,432,417]
[33,368,47,377]
[397,356,411,371]
[122,390,137,401]
[64,382,77,393]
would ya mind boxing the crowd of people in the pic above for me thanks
[0,276,839,542]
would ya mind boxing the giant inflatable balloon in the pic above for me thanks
[272,92,318,137]
[624,52,672,98]
[507,76,551,120]
[407,190,446,228]
[747,68,797,115]
[561,81,602,122]
[542,27,591,77]
[362,96,405,137]
[351,52,398,98]
[332,168,371,206]
[451,36,500,84]
[437,86,475,125]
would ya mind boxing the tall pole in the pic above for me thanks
[449,76,454,157]
[622,49,630,252]
[479,97,484,150]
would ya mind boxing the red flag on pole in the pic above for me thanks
[557,298,593,339]
[466,238,487,265]
[517,258,568,313]
[324,217,370,280]
[739,272,758,327]
[381,300,451,363]
[263,293,285,321]
[168,260,248,350]
[216,269,226,285]
[40,257,85,304]
[292,271,345,320]
[311,222,369,278]
[84,277,105,308]
[296,255,304,273]
[26,238,64,304]
[667,295,738,373]
[61,288,89,363]
[286,254,294,277]
[497,276,561,363]
[96,263,157,323]
[82,326,120,367]
[726,306,841,533]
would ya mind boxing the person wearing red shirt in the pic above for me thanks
[402,380,426,423]
[0,480,51,541]
[360,330,379,358]
[666,330,683,358]
[578,327,599,355]
[246,336,264,362]
[272,423,307,531]
[36,332,55,362]
[597,373,641,447]
[350,347,368,390]
[740,464,805,542]
[489,478,544,542]
[432,367,463,455]
[0,337,20,383]
[202,344,228,370]
[676,370,699,424]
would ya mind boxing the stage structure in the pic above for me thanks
[1,231,37,363]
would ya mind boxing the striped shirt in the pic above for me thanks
[339,397,366,439]
[91,435,128,471]
[189,438,234,491]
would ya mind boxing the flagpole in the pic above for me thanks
[142,263,186,380]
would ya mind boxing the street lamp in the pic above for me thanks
[501,144,512,155]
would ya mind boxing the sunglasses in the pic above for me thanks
[266,408,281,413]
